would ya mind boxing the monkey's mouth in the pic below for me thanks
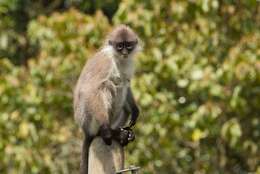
[122,54,128,59]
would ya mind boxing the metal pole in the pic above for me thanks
[116,166,140,174]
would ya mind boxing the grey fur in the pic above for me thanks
[73,25,140,174]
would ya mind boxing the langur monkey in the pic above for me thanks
[73,25,141,174]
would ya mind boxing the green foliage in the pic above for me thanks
[0,0,118,64]
[0,0,260,173]
[0,9,110,173]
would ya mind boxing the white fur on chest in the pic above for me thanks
[102,45,135,84]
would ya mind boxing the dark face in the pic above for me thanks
[109,40,137,57]
[108,25,138,58]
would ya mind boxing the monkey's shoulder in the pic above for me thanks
[80,52,114,79]
[90,51,113,69]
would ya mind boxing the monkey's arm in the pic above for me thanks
[125,87,139,127]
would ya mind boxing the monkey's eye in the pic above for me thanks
[125,42,135,51]
[116,43,123,50]
[126,45,133,51]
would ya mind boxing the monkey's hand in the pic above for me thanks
[99,125,112,145]
[125,128,135,142]
[113,127,135,146]
[123,127,135,141]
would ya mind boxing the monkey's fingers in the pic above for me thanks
[127,130,135,142]
[119,127,135,142]
[119,131,134,146]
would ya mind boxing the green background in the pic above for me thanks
[0,0,260,173]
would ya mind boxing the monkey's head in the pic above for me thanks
[107,25,140,59]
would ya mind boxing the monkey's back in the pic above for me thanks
[73,50,113,125]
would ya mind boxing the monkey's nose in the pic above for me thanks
[122,49,128,56]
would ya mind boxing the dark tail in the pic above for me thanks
[80,136,92,174]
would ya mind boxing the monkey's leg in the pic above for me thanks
[99,124,112,145]
[88,89,113,145]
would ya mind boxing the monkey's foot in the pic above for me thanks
[99,124,112,145]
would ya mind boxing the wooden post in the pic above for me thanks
[88,137,124,174]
